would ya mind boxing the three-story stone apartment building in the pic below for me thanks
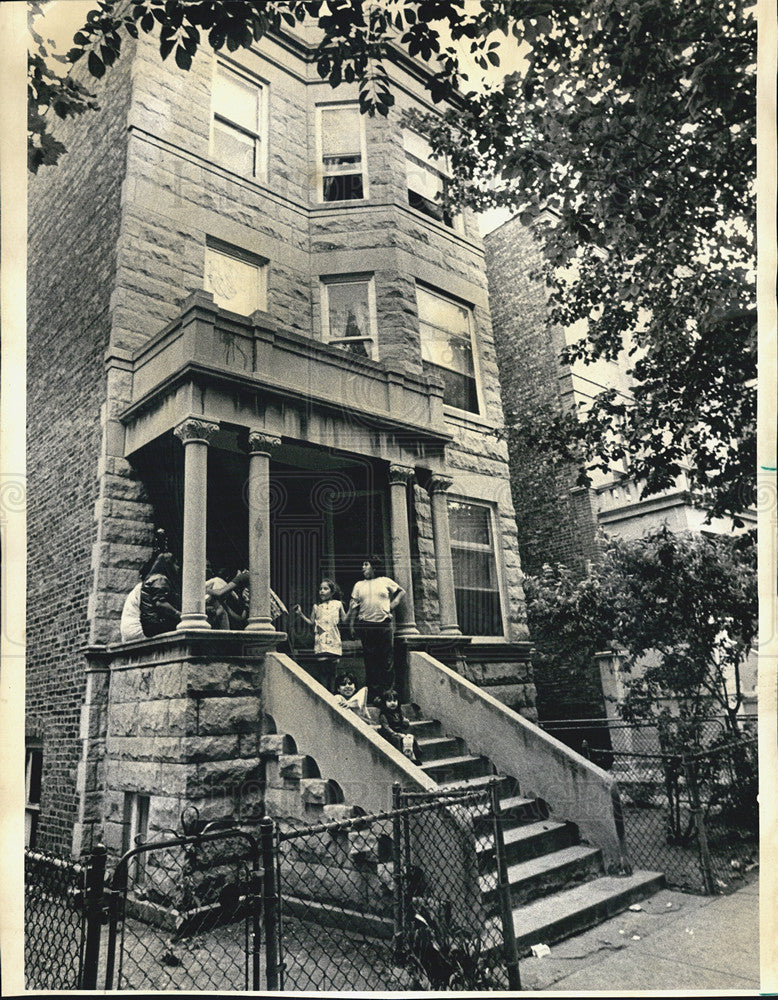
[27,24,535,856]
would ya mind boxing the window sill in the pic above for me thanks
[443,406,498,431]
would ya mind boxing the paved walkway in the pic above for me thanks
[518,874,761,993]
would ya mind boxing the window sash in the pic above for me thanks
[318,105,366,201]
[212,64,262,177]
[204,245,267,316]
[449,501,504,636]
[416,286,479,412]
[322,278,376,357]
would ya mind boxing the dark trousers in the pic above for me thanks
[355,620,394,701]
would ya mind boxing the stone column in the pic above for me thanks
[427,474,461,635]
[245,431,282,632]
[174,417,219,630]
[388,464,418,635]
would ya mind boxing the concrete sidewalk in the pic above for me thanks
[518,874,760,993]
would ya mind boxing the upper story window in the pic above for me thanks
[212,63,264,178]
[317,104,368,202]
[416,284,479,414]
[321,276,377,358]
[448,500,505,637]
[204,240,267,315]
[404,130,461,231]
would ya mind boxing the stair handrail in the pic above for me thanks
[408,651,632,871]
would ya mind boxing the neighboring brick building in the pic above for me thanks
[483,213,756,724]
[27,26,535,856]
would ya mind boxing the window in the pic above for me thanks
[204,241,267,315]
[321,276,376,358]
[317,105,367,202]
[448,500,504,636]
[416,285,479,413]
[25,744,42,848]
[404,130,460,229]
[212,63,264,178]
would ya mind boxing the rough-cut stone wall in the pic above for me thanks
[26,43,136,854]
[483,216,602,580]
[99,636,266,857]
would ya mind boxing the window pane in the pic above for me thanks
[452,548,494,588]
[417,287,470,338]
[205,247,266,315]
[449,501,491,546]
[26,748,42,804]
[455,587,503,636]
[321,106,361,156]
[213,120,256,176]
[423,362,478,411]
[214,67,259,132]
[326,281,370,340]
[406,154,444,202]
[322,173,364,201]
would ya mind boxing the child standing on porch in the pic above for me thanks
[293,579,346,688]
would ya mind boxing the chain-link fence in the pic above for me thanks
[104,824,262,991]
[269,783,519,991]
[25,849,86,989]
[586,735,758,894]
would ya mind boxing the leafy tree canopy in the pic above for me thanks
[28,0,757,522]
[523,527,758,742]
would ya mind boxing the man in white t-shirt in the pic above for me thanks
[347,556,405,703]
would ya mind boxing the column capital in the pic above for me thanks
[248,430,283,456]
[427,473,454,496]
[174,417,220,446]
[388,464,415,488]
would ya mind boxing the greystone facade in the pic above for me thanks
[28,27,534,858]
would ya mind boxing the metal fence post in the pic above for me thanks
[250,850,262,990]
[80,843,107,990]
[683,755,716,894]
[392,783,404,962]
[260,817,280,991]
[489,781,521,990]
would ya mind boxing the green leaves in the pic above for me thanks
[524,529,757,734]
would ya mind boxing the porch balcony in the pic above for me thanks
[116,290,451,457]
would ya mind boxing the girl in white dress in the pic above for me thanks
[294,579,346,687]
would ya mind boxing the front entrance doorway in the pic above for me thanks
[270,448,388,653]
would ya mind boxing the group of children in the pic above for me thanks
[294,576,420,765]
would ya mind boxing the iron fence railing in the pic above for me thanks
[585,735,758,894]
[24,849,87,990]
[268,782,519,991]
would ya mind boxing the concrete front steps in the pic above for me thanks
[407,708,665,956]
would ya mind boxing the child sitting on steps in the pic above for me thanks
[377,689,421,764]
[333,672,368,716]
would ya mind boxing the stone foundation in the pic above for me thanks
[84,631,282,856]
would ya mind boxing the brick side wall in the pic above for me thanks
[27,46,136,853]
[484,217,601,580]
[484,217,606,721]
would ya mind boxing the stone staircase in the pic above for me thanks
[406,707,665,955]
